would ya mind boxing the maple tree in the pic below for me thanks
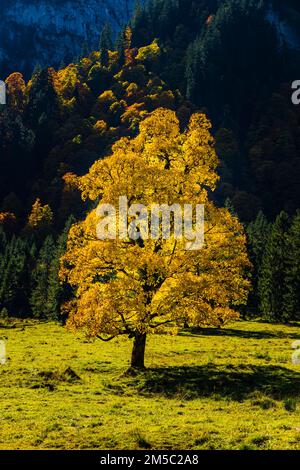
[0,3,299,327]
[26,199,54,242]
[61,108,250,370]
[27,199,53,229]
[5,72,26,110]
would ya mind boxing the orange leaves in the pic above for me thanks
[120,103,147,130]
[5,73,26,110]
[206,14,215,26]
[62,172,80,191]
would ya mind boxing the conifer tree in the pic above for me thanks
[247,211,271,315]
[224,198,236,216]
[158,0,176,37]
[0,237,31,316]
[0,227,7,253]
[30,235,55,318]
[99,23,112,67]
[131,0,149,45]
[32,63,42,77]
[116,30,126,67]
[27,68,60,129]
[259,211,289,322]
[283,211,300,320]
[47,216,75,320]
[81,41,90,59]
[185,40,199,103]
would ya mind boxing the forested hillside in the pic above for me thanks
[0,29,192,318]
[131,0,300,220]
[0,0,299,324]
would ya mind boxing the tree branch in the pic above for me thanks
[97,335,116,342]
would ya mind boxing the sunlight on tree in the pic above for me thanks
[60,108,250,371]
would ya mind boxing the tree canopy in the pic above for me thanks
[60,108,250,370]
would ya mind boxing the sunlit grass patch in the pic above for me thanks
[1,319,300,449]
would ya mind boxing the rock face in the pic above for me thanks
[266,1,300,50]
[1,0,300,80]
[0,0,136,78]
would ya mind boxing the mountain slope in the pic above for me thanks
[0,0,135,78]
[267,0,300,50]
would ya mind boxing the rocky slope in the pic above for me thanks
[0,0,136,78]
[2,0,300,80]
[267,0,300,50]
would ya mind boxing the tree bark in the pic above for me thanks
[130,333,147,370]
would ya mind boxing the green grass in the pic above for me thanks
[1,319,300,449]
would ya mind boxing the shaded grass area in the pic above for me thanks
[188,326,300,340]
[1,320,300,449]
[123,364,300,401]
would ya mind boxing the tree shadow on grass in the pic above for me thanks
[183,327,300,340]
[132,364,300,401]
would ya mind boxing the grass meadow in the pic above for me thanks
[1,320,300,450]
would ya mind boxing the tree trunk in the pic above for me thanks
[130,333,147,370]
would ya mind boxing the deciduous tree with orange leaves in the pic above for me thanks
[60,109,250,371]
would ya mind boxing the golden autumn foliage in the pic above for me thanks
[136,40,161,63]
[27,199,53,231]
[120,103,147,130]
[62,172,80,191]
[60,108,250,369]
[57,64,80,100]
[93,120,108,134]
[5,72,26,110]
[124,27,133,51]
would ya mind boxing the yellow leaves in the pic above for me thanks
[79,57,93,72]
[66,273,147,338]
[61,108,250,339]
[27,198,53,230]
[188,113,212,133]
[180,114,220,192]
[98,90,116,104]
[149,90,175,109]
[5,72,26,109]
[0,212,16,224]
[124,26,133,51]
[92,90,116,117]
[79,147,151,203]
[136,40,161,63]
[125,82,139,98]
[138,108,180,142]
[93,119,107,134]
[57,64,79,99]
